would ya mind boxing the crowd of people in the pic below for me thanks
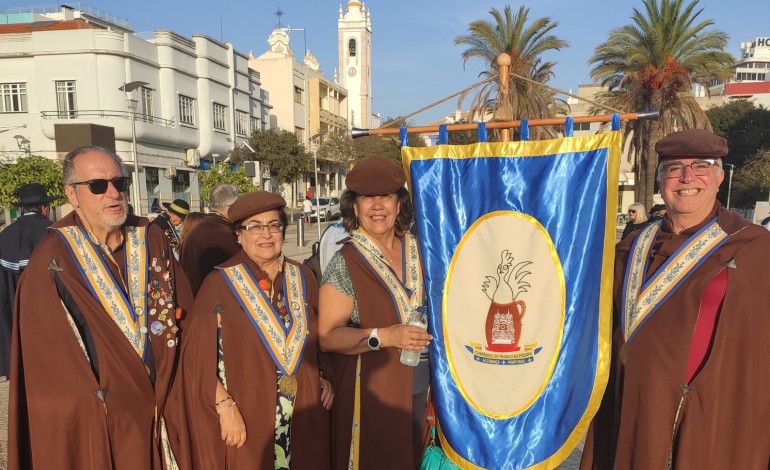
[0,127,768,469]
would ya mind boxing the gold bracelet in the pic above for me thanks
[214,395,233,407]
[216,401,237,414]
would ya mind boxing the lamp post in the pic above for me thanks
[119,81,149,216]
[725,163,735,210]
[309,132,327,239]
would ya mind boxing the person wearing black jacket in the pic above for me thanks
[621,202,650,240]
[0,183,57,380]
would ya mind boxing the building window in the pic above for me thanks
[213,103,227,131]
[349,38,356,57]
[574,122,592,131]
[56,80,77,118]
[236,111,249,136]
[294,86,303,104]
[0,83,27,113]
[178,95,196,126]
[172,171,191,200]
[251,116,260,133]
[294,127,305,142]
[140,87,153,123]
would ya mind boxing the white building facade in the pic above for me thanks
[0,4,271,214]
[249,28,348,206]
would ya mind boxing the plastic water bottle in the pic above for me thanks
[400,307,428,367]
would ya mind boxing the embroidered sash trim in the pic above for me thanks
[348,230,423,324]
[622,218,730,342]
[220,262,309,376]
[54,225,149,359]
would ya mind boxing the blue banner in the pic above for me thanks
[402,132,619,469]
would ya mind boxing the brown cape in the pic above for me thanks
[181,251,331,469]
[581,205,770,469]
[330,243,425,470]
[178,213,239,295]
[8,212,194,470]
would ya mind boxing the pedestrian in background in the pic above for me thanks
[303,197,313,226]
[621,202,649,239]
[151,198,189,250]
[0,183,57,381]
[179,184,240,295]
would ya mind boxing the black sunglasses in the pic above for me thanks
[71,177,130,195]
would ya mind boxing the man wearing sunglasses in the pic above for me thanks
[7,146,194,469]
[581,129,770,469]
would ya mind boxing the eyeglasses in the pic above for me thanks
[658,159,718,179]
[240,223,283,234]
[628,210,636,214]
[70,177,130,194]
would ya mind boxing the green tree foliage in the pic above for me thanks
[589,0,734,209]
[244,129,313,186]
[454,5,568,139]
[706,100,770,207]
[198,163,258,203]
[0,155,65,208]
[316,132,358,169]
[730,149,770,209]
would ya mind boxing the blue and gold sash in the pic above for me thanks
[622,218,730,342]
[54,225,149,359]
[348,230,423,324]
[220,262,309,376]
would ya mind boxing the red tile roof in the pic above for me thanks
[0,19,101,34]
[724,81,770,96]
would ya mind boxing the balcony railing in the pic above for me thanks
[40,109,175,127]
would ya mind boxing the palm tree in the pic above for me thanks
[589,0,734,208]
[454,5,568,139]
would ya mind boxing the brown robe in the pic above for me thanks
[8,213,194,470]
[581,204,770,469]
[330,244,422,470]
[181,251,331,469]
[178,213,239,295]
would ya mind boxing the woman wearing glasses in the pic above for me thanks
[621,202,650,240]
[181,191,333,470]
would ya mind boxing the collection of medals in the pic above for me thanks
[144,254,181,348]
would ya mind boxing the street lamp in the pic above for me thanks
[725,163,735,210]
[119,81,149,216]
[309,132,327,239]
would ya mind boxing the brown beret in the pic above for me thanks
[345,156,406,195]
[655,129,728,159]
[227,191,286,224]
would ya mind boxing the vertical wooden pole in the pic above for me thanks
[497,53,512,143]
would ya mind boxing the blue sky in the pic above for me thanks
[3,0,765,125]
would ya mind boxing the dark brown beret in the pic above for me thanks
[655,129,728,159]
[345,156,406,195]
[227,191,286,224]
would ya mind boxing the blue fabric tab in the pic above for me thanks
[520,119,530,141]
[565,117,574,137]
[611,113,620,131]
[400,126,409,147]
[477,123,487,143]
[438,125,448,145]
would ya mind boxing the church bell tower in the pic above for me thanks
[338,1,372,129]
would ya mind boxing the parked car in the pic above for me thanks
[310,197,341,222]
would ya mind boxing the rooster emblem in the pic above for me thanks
[482,250,532,352]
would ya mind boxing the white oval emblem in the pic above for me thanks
[444,211,565,418]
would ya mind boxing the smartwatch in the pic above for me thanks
[367,328,381,350]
